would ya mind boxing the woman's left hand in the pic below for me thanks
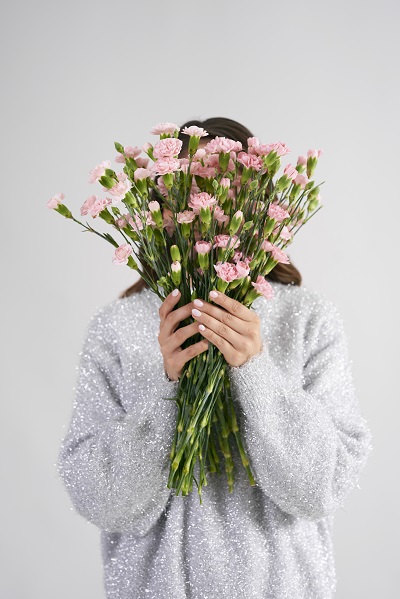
[190,289,263,368]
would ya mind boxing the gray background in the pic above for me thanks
[1,0,398,597]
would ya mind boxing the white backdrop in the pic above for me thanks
[1,0,398,597]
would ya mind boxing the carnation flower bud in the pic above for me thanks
[200,206,211,226]
[170,245,181,262]
[56,203,73,219]
[148,200,163,227]
[171,261,182,286]
[229,210,244,235]
[308,197,320,212]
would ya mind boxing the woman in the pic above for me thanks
[57,117,373,598]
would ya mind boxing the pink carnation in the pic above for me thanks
[142,142,153,153]
[90,197,112,217]
[47,192,65,210]
[261,239,275,252]
[213,234,240,250]
[307,149,323,159]
[153,138,183,159]
[232,252,252,267]
[88,160,111,184]
[150,122,179,136]
[135,157,150,169]
[145,211,156,227]
[115,216,128,228]
[214,261,239,283]
[177,210,196,224]
[193,148,207,160]
[297,155,307,166]
[124,146,142,159]
[235,260,250,278]
[112,243,133,266]
[294,173,309,189]
[251,275,274,299]
[181,126,208,137]
[130,214,144,233]
[261,239,290,264]
[179,157,190,174]
[188,192,218,214]
[219,178,230,188]
[157,176,169,197]
[284,164,298,180]
[213,205,229,225]
[151,157,181,175]
[252,142,290,158]
[203,136,242,154]
[194,241,212,254]
[163,215,175,237]
[267,202,290,223]
[273,224,293,241]
[270,246,290,264]
[81,196,97,216]
[247,137,260,149]
[237,152,264,171]
[115,154,126,164]
[148,200,161,213]
[189,161,216,178]
[134,168,153,181]
[107,172,132,204]
[171,261,181,273]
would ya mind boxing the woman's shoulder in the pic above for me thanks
[263,279,341,324]
[85,286,159,339]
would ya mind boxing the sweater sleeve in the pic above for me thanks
[227,298,373,521]
[56,308,179,536]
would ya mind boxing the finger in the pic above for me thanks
[197,323,238,364]
[158,288,181,325]
[191,307,245,351]
[208,289,255,322]
[192,298,249,335]
[177,339,209,369]
[169,321,201,353]
[160,301,195,339]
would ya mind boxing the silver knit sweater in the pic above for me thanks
[57,279,373,599]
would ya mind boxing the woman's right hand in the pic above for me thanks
[158,289,209,382]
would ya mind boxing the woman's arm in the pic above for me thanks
[56,307,179,536]
[228,299,373,521]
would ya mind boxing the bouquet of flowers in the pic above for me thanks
[47,121,323,503]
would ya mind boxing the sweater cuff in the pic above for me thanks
[227,341,285,413]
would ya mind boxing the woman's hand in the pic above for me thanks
[191,289,263,368]
[158,289,209,382]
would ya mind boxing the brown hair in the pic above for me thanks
[119,117,302,299]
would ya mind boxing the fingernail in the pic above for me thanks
[194,299,203,307]
[192,308,202,317]
[198,324,205,331]
[209,290,218,298]
[172,289,179,297]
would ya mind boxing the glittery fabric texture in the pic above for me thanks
[57,280,373,599]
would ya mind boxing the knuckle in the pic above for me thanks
[187,345,197,358]
[175,328,185,343]
[220,311,233,324]
[248,328,259,341]
[241,339,251,352]
[219,324,229,337]
[231,351,243,367]
[230,302,241,314]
